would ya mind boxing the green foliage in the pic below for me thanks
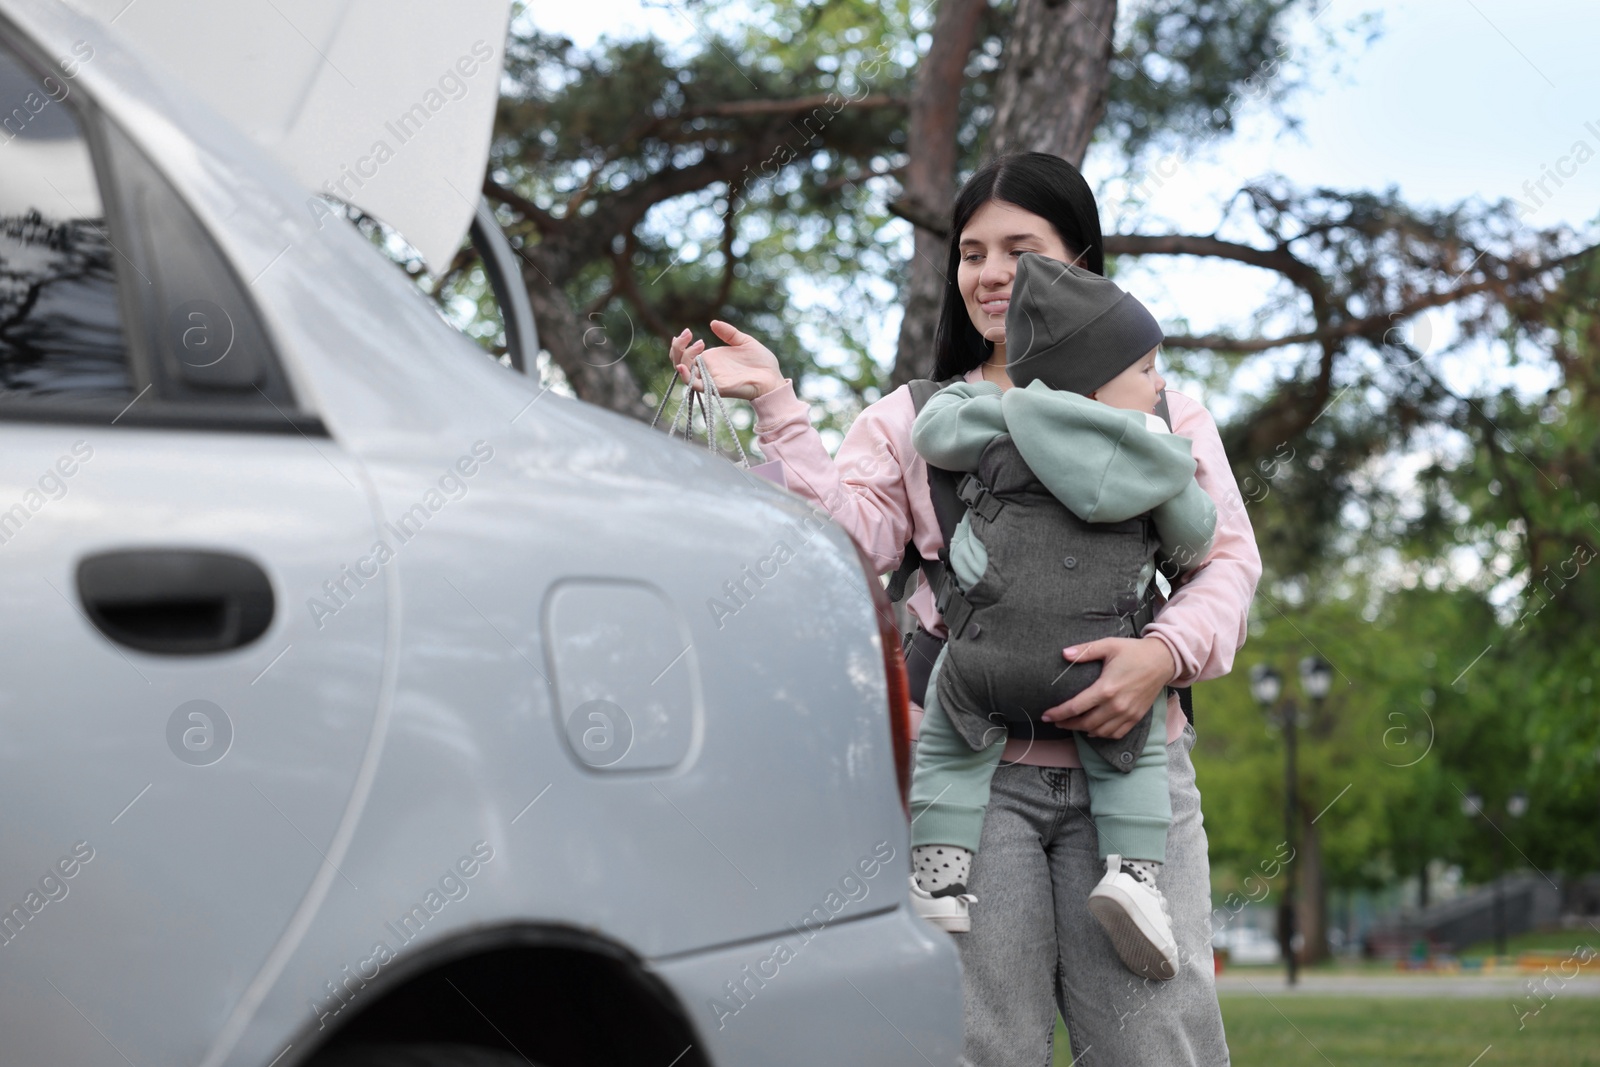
[484,0,1328,434]
[1399,259,1600,880]
[1195,583,1500,893]
[1106,0,1308,159]
[491,1,919,425]
[1202,246,1600,899]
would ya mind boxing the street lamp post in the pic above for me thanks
[1250,663,1295,985]
[1251,657,1333,988]
[1461,788,1529,958]
[1297,657,1332,967]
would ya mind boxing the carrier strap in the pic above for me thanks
[887,377,965,604]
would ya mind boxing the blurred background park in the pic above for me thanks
[399,0,1600,1059]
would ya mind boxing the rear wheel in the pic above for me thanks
[305,1044,543,1067]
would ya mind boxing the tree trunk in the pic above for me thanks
[892,0,1120,382]
[523,259,652,421]
[890,0,989,386]
[987,0,1118,164]
[892,224,959,386]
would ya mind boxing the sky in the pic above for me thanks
[1109,0,1600,223]
[528,0,1600,417]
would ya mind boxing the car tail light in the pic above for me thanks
[848,536,912,817]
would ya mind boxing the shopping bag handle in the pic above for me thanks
[651,354,749,467]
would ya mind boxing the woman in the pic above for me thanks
[670,152,1259,1065]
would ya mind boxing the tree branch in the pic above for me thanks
[579,94,908,219]
[483,177,560,233]
[521,251,652,421]
[610,232,677,341]
[819,163,905,195]
[691,93,905,118]
[1154,249,1594,353]
[712,196,737,310]
[1105,233,1324,294]
[888,196,950,235]
[539,131,794,280]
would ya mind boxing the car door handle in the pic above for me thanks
[76,549,274,655]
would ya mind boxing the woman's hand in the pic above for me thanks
[1041,637,1177,739]
[670,320,785,401]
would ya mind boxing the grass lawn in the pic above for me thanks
[1049,996,1600,1066]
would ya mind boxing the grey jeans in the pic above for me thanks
[954,722,1229,1066]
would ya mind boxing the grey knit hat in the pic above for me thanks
[1004,253,1164,395]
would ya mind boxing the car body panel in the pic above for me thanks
[654,907,964,1066]
[0,3,963,1065]
[218,444,924,1064]
[0,423,388,1067]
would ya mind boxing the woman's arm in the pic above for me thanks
[749,380,923,572]
[672,321,926,575]
[1141,391,1263,686]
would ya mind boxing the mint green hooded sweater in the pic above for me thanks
[911,379,1217,594]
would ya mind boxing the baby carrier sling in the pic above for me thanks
[888,378,1194,769]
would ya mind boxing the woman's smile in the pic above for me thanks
[957,199,1076,355]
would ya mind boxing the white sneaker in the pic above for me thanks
[908,874,977,933]
[1087,854,1179,980]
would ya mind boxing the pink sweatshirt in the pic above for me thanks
[751,367,1263,768]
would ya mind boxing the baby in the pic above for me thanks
[907,253,1216,981]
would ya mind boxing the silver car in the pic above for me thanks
[0,1,961,1064]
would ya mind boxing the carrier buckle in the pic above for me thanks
[956,474,1005,522]
[934,571,976,638]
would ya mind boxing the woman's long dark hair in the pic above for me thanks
[930,153,1104,381]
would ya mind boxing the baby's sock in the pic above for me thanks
[913,844,973,895]
[1121,858,1161,885]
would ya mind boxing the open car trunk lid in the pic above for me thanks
[65,0,510,272]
